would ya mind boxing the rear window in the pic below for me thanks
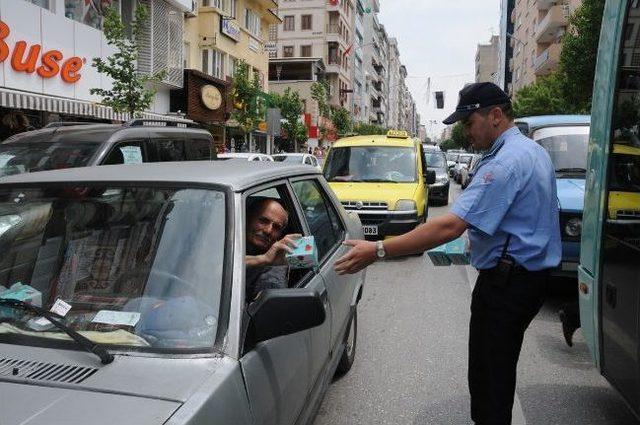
[0,142,99,177]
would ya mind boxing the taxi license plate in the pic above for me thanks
[363,225,378,236]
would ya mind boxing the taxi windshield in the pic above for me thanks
[610,153,640,192]
[324,146,417,183]
[0,142,100,177]
[0,185,226,352]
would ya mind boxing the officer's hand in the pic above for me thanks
[335,239,376,275]
[262,234,302,265]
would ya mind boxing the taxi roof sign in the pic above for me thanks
[386,130,410,139]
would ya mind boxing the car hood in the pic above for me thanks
[556,178,585,212]
[328,182,419,209]
[0,381,180,425]
[0,344,237,423]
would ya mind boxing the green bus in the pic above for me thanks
[581,0,640,415]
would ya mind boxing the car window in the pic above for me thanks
[102,141,144,165]
[304,156,312,165]
[184,138,214,160]
[251,156,260,161]
[311,157,318,166]
[151,139,186,162]
[292,179,345,262]
[0,142,99,176]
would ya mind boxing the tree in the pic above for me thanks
[270,88,307,152]
[90,5,164,117]
[231,60,262,145]
[311,80,331,119]
[353,122,387,135]
[558,0,606,112]
[512,74,576,117]
[440,122,467,151]
[330,106,352,136]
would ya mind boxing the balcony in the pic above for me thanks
[534,43,562,76]
[535,5,569,43]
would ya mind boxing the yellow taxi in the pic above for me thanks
[323,130,435,239]
[608,143,640,220]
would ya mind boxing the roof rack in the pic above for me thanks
[43,122,98,128]
[124,118,201,129]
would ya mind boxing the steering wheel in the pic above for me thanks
[385,171,405,181]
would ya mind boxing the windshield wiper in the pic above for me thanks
[0,299,114,365]
[556,167,587,173]
[361,178,400,183]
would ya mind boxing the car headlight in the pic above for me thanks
[395,200,417,211]
[564,217,582,237]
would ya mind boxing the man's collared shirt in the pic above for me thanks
[451,126,561,271]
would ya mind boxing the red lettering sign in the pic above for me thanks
[0,19,83,83]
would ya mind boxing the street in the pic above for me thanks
[314,185,639,425]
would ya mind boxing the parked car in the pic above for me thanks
[272,153,322,171]
[452,153,474,184]
[0,119,215,178]
[0,160,364,424]
[460,154,482,189]
[516,115,591,277]
[424,150,450,205]
[217,152,273,162]
[445,150,465,176]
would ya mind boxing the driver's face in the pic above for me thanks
[247,201,288,254]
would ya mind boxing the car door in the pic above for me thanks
[239,182,330,425]
[290,177,352,357]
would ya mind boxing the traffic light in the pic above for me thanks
[435,91,445,109]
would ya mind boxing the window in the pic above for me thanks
[65,0,121,29]
[183,42,190,69]
[103,141,144,165]
[301,14,312,30]
[300,45,312,57]
[201,49,226,79]
[28,0,51,10]
[283,46,294,58]
[245,8,261,37]
[291,179,344,261]
[284,15,295,31]
[152,139,186,162]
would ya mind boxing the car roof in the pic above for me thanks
[273,153,306,157]
[218,153,267,158]
[332,135,416,148]
[0,160,320,192]
[515,115,590,131]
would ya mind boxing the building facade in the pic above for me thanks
[0,0,192,127]
[475,35,500,83]
[352,0,366,122]
[180,0,280,152]
[387,37,401,130]
[508,0,582,94]
[497,0,515,91]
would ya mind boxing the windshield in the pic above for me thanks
[610,153,640,192]
[273,155,302,163]
[446,153,459,162]
[534,127,589,173]
[0,143,100,177]
[458,155,474,165]
[0,185,226,352]
[425,152,447,169]
[324,146,417,183]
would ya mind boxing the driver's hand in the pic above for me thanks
[262,234,302,265]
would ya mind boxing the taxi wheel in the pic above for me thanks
[335,309,357,377]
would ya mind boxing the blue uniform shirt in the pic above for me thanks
[451,126,561,271]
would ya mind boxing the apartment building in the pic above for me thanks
[497,0,516,90]
[0,0,192,126]
[352,0,366,122]
[508,0,582,94]
[274,0,355,110]
[387,38,401,130]
[180,0,280,151]
[475,35,500,83]
[362,0,388,127]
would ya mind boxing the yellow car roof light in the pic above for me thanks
[386,130,410,139]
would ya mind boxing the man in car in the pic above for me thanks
[335,82,560,425]
[245,198,300,301]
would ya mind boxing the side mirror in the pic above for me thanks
[424,170,436,185]
[246,289,325,346]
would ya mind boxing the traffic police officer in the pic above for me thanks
[335,82,561,424]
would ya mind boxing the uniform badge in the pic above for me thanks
[483,172,495,183]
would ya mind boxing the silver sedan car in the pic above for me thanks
[0,161,364,424]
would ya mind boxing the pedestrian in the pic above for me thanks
[0,110,33,140]
[334,82,560,425]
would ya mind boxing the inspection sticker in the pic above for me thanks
[92,310,140,327]
[51,299,72,316]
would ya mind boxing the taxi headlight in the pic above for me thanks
[395,200,417,211]
[564,217,582,237]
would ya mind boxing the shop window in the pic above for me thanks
[64,0,121,30]
[300,45,312,57]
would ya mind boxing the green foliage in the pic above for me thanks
[311,80,331,118]
[558,0,606,113]
[440,123,467,151]
[330,106,352,135]
[512,74,577,117]
[270,88,307,151]
[353,122,387,135]
[90,5,164,117]
[232,60,262,136]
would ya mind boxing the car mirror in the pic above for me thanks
[246,289,326,346]
[424,170,436,185]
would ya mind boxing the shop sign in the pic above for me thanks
[258,121,267,132]
[0,20,84,83]
[264,42,277,53]
[249,37,261,53]
[201,85,223,110]
[220,18,241,42]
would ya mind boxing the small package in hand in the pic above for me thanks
[446,237,470,265]
[286,236,319,269]
[427,243,452,266]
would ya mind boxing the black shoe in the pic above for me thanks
[559,309,576,347]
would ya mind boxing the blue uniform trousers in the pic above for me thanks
[469,267,549,424]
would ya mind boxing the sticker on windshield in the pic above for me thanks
[119,146,143,164]
[92,310,140,327]
[51,299,72,316]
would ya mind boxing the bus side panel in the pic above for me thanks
[580,0,628,364]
